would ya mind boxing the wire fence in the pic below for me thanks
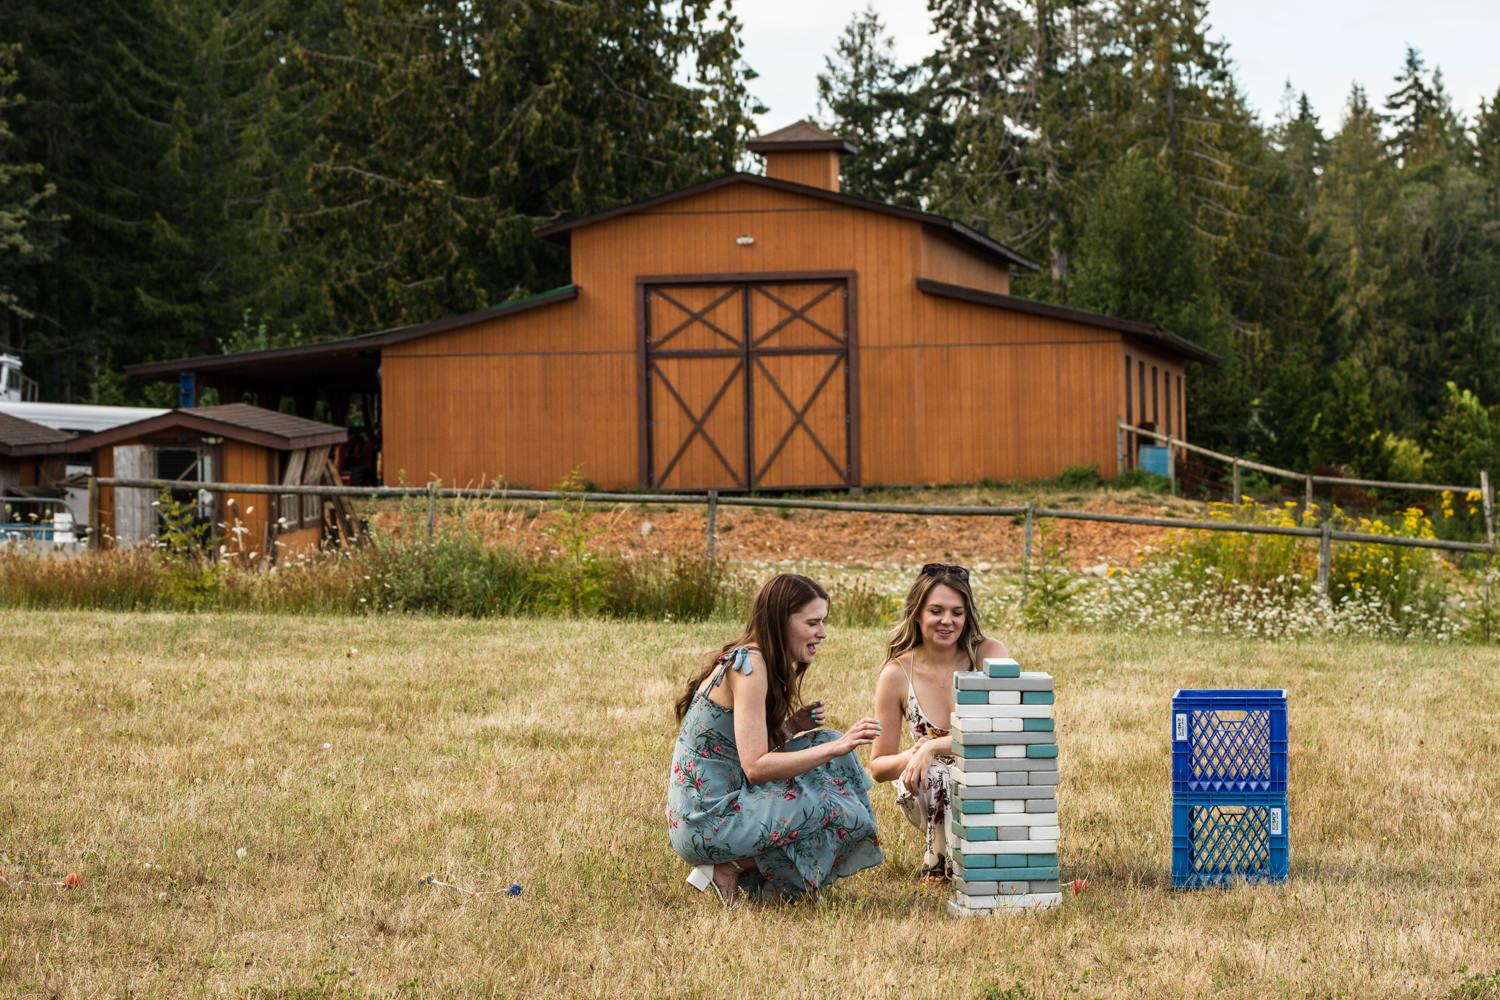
[88,476,1498,599]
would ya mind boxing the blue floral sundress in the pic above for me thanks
[666,647,883,900]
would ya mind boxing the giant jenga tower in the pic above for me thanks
[946,657,1061,915]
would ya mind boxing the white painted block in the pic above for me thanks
[1002,813,1059,827]
[954,715,991,733]
[955,892,1062,910]
[987,690,1022,705]
[1032,826,1060,840]
[952,703,1054,719]
[957,839,1058,854]
[991,718,1023,732]
[951,767,996,786]
[1020,671,1051,679]
[960,704,1052,719]
[984,800,1026,814]
[992,745,1025,758]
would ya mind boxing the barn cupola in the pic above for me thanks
[747,120,859,193]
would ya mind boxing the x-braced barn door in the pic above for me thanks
[640,274,858,491]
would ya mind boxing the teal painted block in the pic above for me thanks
[957,853,1057,871]
[955,866,1060,882]
[959,800,995,815]
[1026,744,1058,759]
[956,690,988,705]
[1022,718,1054,732]
[954,743,995,759]
[983,659,1021,678]
[1022,691,1055,705]
[953,825,999,842]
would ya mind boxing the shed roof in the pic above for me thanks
[534,173,1040,273]
[916,279,1220,365]
[0,410,75,457]
[70,403,349,453]
[747,120,859,155]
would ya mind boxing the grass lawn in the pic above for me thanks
[3,609,1498,999]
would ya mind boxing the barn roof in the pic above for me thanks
[125,285,578,383]
[534,173,1040,273]
[0,410,75,456]
[70,403,348,453]
[747,120,859,155]
[917,279,1220,365]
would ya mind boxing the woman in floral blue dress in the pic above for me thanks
[667,573,884,905]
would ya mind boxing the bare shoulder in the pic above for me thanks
[874,659,908,697]
[976,636,1010,660]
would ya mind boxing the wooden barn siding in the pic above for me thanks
[919,229,1011,294]
[858,294,1123,484]
[764,151,840,191]
[219,439,270,559]
[381,180,1152,488]
[1120,343,1186,442]
[94,446,115,542]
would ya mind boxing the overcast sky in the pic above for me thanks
[737,1,1500,135]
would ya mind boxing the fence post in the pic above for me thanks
[1317,520,1332,596]
[1482,471,1495,548]
[1167,436,1177,497]
[706,489,719,562]
[1232,459,1241,503]
[1021,502,1036,605]
[425,482,439,544]
[88,476,100,550]
[1116,421,1126,478]
[1304,476,1315,521]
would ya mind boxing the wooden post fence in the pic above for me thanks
[706,490,719,562]
[1482,471,1495,549]
[1318,521,1333,595]
[1231,459,1241,503]
[425,483,439,543]
[1021,502,1036,605]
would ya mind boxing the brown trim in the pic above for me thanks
[126,286,580,379]
[636,282,651,488]
[845,273,861,486]
[915,278,1220,365]
[0,440,71,457]
[638,271,858,491]
[746,138,858,155]
[536,175,1039,272]
[69,411,348,453]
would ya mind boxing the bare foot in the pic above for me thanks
[710,860,750,907]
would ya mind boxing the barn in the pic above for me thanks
[131,122,1214,491]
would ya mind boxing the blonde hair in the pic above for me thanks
[884,565,987,669]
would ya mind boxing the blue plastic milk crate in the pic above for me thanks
[1171,790,1289,888]
[1172,689,1287,795]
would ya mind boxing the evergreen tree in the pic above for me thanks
[0,43,60,334]
[296,0,756,334]
[816,6,945,207]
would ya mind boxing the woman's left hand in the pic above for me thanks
[900,739,934,793]
[786,700,828,735]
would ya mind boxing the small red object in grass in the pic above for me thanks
[63,873,82,889]
[1068,878,1088,894]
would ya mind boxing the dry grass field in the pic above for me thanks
[2,609,1498,999]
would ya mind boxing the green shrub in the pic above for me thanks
[1113,468,1170,493]
[1057,464,1100,490]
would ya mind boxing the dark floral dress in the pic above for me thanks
[666,647,883,900]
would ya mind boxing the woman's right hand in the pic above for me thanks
[833,717,882,756]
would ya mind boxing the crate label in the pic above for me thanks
[1174,713,1187,742]
[1270,807,1283,835]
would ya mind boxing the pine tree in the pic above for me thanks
[816,6,945,207]
[0,43,60,336]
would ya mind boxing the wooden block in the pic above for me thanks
[954,731,1056,746]
[956,785,1057,799]
[1000,812,1058,827]
[1029,771,1061,786]
[1025,798,1057,813]
[957,674,1053,692]
[1022,718,1054,732]
[983,658,1021,678]
[1022,691,1055,705]
[953,715,990,733]
[956,839,1058,854]
[1026,744,1059,759]
[987,690,1022,705]
[1031,826,1061,840]
[956,892,1062,910]
[952,703,1047,719]
[954,852,1034,869]
[951,767,995,786]
[953,879,1030,896]
[958,799,1025,815]
[956,690,988,705]
[949,757,1054,772]
[953,865,1060,882]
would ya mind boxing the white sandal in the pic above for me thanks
[687,862,744,908]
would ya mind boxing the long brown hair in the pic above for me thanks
[674,573,828,746]
[884,565,987,669]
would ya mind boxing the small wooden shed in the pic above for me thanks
[72,403,347,558]
[0,410,73,493]
[134,121,1215,491]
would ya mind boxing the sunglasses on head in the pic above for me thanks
[921,562,970,581]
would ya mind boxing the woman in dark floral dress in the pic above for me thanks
[667,574,884,905]
[867,564,1009,881]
